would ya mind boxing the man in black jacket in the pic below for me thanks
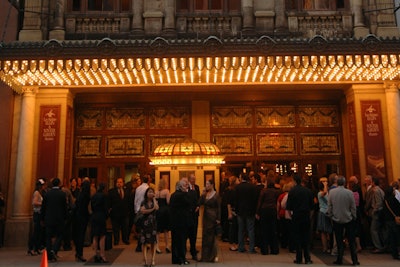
[234,173,258,253]
[187,174,200,260]
[41,177,67,261]
[287,174,314,264]
[108,177,131,245]
[170,178,191,265]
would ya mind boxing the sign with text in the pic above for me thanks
[348,102,360,177]
[37,105,61,179]
[361,100,386,179]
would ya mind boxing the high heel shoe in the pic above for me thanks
[156,248,162,254]
[27,250,37,256]
[165,247,171,253]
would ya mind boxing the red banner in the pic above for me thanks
[37,105,61,179]
[361,100,386,179]
[348,102,360,177]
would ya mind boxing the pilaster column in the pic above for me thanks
[351,0,370,38]
[49,0,66,40]
[385,83,400,180]
[13,88,37,218]
[18,0,43,40]
[163,0,176,35]
[274,0,287,32]
[242,0,254,34]
[131,0,144,36]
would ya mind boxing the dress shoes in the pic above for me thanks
[352,261,360,266]
[75,255,87,262]
[293,260,302,264]
[305,260,313,264]
[333,260,343,265]
[371,248,384,254]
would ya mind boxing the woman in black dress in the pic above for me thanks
[155,178,171,253]
[91,183,108,263]
[199,179,220,262]
[140,187,159,267]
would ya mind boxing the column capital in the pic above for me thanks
[384,82,400,92]
[21,87,39,95]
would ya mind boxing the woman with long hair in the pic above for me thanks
[140,187,159,267]
[27,179,46,256]
[91,183,109,263]
[155,178,171,253]
[199,179,220,262]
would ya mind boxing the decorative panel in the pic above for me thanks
[76,109,103,130]
[256,106,296,128]
[149,135,188,154]
[105,136,145,157]
[300,134,340,154]
[106,108,145,129]
[361,100,386,179]
[149,107,190,129]
[212,106,253,128]
[298,106,339,127]
[213,134,253,156]
[257,133,296,155]
[76,136,102,158]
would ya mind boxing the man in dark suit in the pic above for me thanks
[234,173,258,253]
[170,177,191,265]
[287,174,314,264]
[41,177,67,261]
[108,177,131,245]
[187,173,200,260]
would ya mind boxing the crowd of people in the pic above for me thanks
[25,169,400,266]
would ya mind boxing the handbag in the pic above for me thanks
[385,200,400,225]
[134,212,144,226]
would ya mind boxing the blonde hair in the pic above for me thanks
[158,178,167,191]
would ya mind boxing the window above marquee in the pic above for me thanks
[70,0,130,12]
[286,0,348,11]
[176,0,241,14]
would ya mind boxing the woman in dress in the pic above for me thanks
[140,187,159,267]
[199,179,220,262]
[155,178,171,253]
[316,177,332,254]
[73,179,91,262]
[91,183,108,263]
[27,179,46,255]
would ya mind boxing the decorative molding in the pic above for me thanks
[75,136,102,158]
[257,133,296,155]
[212,106,253,128]
[256,106,295,128]
[76,109,103,130]
[106,108,145,129]
[298,106,339,127]
[105,136,145,157]
[300,133,340,154]
[213,134,253,156]
[149,107,190,129]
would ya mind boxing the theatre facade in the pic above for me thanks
[0,0,400,246]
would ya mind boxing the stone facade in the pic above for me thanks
[18,0,399,41]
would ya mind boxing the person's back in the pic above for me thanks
[235,179,258,217]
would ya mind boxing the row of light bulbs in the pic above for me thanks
[0,54,399,90]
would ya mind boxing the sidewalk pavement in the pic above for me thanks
[0,240,399,267]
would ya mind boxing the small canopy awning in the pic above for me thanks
[0,35,400,93]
